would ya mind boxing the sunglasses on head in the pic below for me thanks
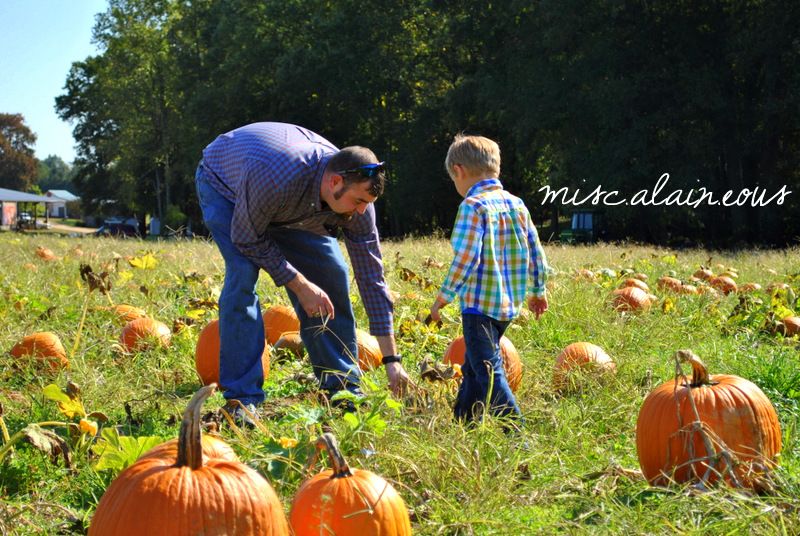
[335,161,385,178]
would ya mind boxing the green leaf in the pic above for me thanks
[342,412,360,430]
[92,428,164,473]
[42,384,85,419]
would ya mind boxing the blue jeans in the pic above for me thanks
[454,313,521,422]
[195,166,361,404]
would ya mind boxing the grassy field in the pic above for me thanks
[0,233,798,535]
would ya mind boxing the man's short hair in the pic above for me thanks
[445,134,501,179]
[327,146,385,197]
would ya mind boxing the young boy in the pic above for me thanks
[430,134,549,424]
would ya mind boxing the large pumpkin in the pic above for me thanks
[356,329,383,371]
[263,305,300,345]
[443,335,522,392]
[636,350,781,488]
[194,320,270,386]
[120,317,171,352]
[10,332,68,370]
[290,433,411,536]
[656,276,682,293]
[709,276,737,295]
[89,384,289,535]
[553,342,616,391]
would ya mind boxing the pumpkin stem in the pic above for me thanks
[674,349,711,386]
[176,383,217,470]
[309,432,352,478]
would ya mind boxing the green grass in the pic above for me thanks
[0,234,799,534]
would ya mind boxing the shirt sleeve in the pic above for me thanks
[342,204,394,336]
[230,159,299,286]
[525,212,549,297]
[437,201,484,304]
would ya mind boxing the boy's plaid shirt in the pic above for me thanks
[437,178,548,320]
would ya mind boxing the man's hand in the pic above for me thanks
[384,361,410,397]
[429,296,448,323]
[286,273,335,319]
[527,294,548,319]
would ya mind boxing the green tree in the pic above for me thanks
[37,155,75,192]
[0,113,38,191]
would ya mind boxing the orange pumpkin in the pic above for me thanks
[709,276,737,295]
[693,268,714,281]
[620,278,650,292]
[120,317,171,352]
[356,329,383,371]
[636,350,781,488]
[273,331,305,359]
[35,246,58,261]
[612,287,653,311]
[781,316,800,337]
[738,282,762,293]
[553,342,616,391]
[263,305,300,345]
[88,384,289,535]
[290,433,411,536]
[10,332,68,370]
[110,304,148,323]
[657,276,682,293]
[194,320,270,385]
[443,335,522,392]
[679,284,699,295]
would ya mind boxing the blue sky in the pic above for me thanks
[0,0,108,164]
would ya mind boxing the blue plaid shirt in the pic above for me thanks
[201,122,393,335]
[437,178,548,321]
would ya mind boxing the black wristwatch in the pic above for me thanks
[381,354,402,366]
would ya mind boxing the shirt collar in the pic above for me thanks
[465,177,503,197]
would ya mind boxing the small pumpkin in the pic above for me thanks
[657,276,682,293]
[110,304,148,323]
[709,275,737,295]
[273,330,305,359]
[120,317,172,352]
[636,350,781,488]
[693,268,714,281]
[780,316,800,337]
[194,319,270,385]
[679,284,699,295]
[620,278,650,292]
[553,342,616,391]
[443,335,522,392]
[738,282,762,293]
[10,332,68,370]
[289,433,411,536]
[356,329,383,371]
[612,286,653,312]
[35,246,58,261]
[263,305,300,345]
[88,384,289,535]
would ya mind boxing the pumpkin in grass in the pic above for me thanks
[553,342,616,391]
[290,433,411,536]
[612,286,654,312]
[620,278,650,292]
[195,320,270,385]
[636,350,781,489]
[780,316,800,337]
[738,282,762,293]
[10,332,68,370]
[657,276,683,293]
[119,317,172,352]
[709,275,737,295]
[88,384,289,536]
[110,304,148,323]
[273,331,305,359]
[443,335,522,392]
[263,305,300,345]
[693,268,714,281]
[356,329,383,371]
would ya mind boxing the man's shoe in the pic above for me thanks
[220,400,259,428]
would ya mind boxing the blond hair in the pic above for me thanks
[445,134,501,179]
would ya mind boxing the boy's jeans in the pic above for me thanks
[195,166,361,405]
[454,313,521,422]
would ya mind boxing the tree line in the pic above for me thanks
[30,0,800,245]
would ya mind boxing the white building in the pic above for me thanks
[45,190,80,218]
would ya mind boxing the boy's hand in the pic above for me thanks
[429,296,448,322]
[527,295,548,319]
